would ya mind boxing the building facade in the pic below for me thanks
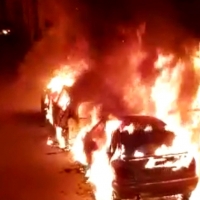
[1,0,44,43]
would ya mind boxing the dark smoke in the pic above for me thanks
[70,0,193,115]
[11,0,89,111]
[70,68,131,115]
[10,0,200,117]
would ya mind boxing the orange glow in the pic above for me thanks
[47,62,88,93]
[71,115,122,200]
[70,48,200,200]
[44,47,200,199]
[44,62,88,149]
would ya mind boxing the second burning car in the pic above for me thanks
[41,85,102,150]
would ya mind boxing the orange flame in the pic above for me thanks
[45,62,88,148]
[71,48,200,200]
[45,47,200,199]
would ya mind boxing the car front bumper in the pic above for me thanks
[112,176,198,199]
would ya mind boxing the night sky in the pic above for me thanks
[63,0,200,61]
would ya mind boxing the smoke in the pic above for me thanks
[8,0,89,111]
[68,0,190,115]
[66,0,200,126]
[7,0,200,117]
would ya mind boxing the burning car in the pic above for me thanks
[74,115,198,200]
[41,85,73,149]
[41,83,102,150]
[107,115,198,200]
[41,86,71,125]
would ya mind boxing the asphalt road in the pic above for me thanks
[0,83,191,200]
[0,45,195,200]
[0,80,93,200]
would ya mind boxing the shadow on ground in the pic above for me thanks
[11,110,44,126]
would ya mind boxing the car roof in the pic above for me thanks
[118,115,166,127]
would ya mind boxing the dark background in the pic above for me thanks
[0,0,199,45]
[1,0,200,76]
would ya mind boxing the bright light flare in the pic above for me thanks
[47,137,53,146]
[89,148,114,200]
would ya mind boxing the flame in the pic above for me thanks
[47,62,88,93]
[47,74,74,93]
[88,148,114,200]
[44,62,88,148]
[151,49,200,199]
[55,126,66,149]
[44,46,200,199]
[70,48,200,200]
[71,106,102,164]
[71,115,121,200]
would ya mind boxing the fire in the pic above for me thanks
[151,49,200,199]
[47,61,88,93]
[46,98,54,125]
[88,149,114,200]
[70,48,200,200]
[151,53,184,128]
[44,65,76,126]
[71,106,102,164]
[45,62,88,149]
[47,74,74,93]
[71,116,122,200]
[45,46,200,199]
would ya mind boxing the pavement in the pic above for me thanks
[0,75,93,200]
[0,80,190,200]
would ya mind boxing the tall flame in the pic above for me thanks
[45,46,200,200]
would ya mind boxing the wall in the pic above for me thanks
[3,0,40,42]
[2,0,72,43]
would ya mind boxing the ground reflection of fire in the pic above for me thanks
[44,46,200,199]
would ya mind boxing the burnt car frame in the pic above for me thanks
[86,115,198,200]
[41,86,101,149]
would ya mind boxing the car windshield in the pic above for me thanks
[118,116,173,157]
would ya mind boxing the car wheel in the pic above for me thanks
[181,192,191,200]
